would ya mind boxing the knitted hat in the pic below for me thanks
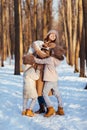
[44,30,59,41]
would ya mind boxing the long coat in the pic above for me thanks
[28,40,52,96]
[23,64,40,99]
[34,56,61,81]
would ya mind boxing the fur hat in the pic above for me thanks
[22,54,35,65]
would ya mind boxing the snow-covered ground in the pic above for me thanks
[0,58,87,130]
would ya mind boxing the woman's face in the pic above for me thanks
[49,33,56,41]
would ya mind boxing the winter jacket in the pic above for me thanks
[23,64,40,99]
[34,56,61,82]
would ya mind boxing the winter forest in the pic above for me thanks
[0,0,87,130]
[0,0,87,76]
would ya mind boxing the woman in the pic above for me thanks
[26,30,59,114]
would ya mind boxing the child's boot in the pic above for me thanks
[56,106,64,115]
[26,109,35,117]
[44,107,55,117]
[22,110,26,115]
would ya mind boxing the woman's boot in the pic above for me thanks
[56,106,64,115]
[35,103,46,114]
[35,96,46,114]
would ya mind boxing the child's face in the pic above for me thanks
[49,33,56,41]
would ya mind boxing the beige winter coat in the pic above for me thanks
[27,40,52,96]
[23,64,40,99]
[34,56,61,81]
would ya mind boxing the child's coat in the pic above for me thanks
[23,64,40,99]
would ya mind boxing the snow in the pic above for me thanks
[0,58,87,130]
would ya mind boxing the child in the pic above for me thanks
[22,54,41,117]
[33,47,65,117]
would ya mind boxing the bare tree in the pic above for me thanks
[82,0,87,68]
[23,0,32,53]
[9,0,15,59]
[1,0,7,66]
[6,1,11,64]
[47,0,53,31]
[29,0,37,41]
[36,0,43,39]
[43,0,48,38]
[78,0,85,77]
[14,0,23,74]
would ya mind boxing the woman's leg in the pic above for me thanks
[36,65,46,113]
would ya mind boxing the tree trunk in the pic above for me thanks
[83,0,87,67]
[84,84,87,89]
[79,0,85,77]
[1,0,7,66]
[43,0,48,38]
[73,0,80,72]
[46,0,53,31]
[29,0,36,41]
[62,0,69,63]
[23,0,31,53]
[66,0,73,66]
[36,0,43,39]
[0,0,1,65]
[14,0,23,75]
[6,1,11,64]
[9,0,15,59]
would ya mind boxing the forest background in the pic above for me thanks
[0,0,87,80]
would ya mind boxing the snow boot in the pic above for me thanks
[35,104,46,114]
[56,106,64,115]
[26,109,35,117]
[44,107,55,117]
[22,110,26,115]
